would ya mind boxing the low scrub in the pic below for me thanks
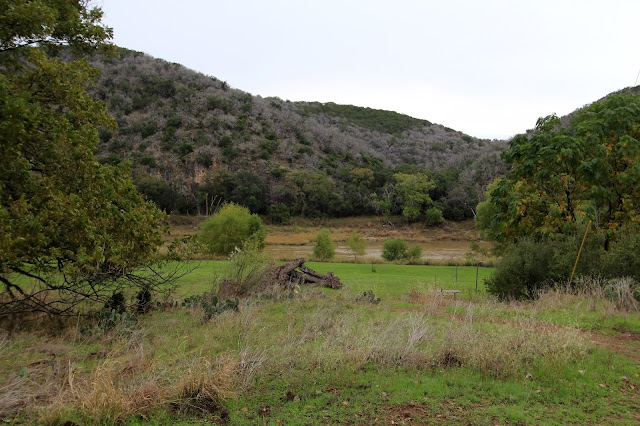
[486,228,640,300]
[382,238,422,262]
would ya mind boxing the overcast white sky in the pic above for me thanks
[99,0,640,139]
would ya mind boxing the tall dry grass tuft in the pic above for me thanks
[172,354,237,418]
[61,360,166,423]
[406,287,452,315]
[536,276,640,314]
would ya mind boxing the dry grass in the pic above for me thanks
[533,276,640,314]
[160,215,494,264]
[264,219,481,246]
[0,285,595,424]
[228,296,586,384]
[0,324,239,423]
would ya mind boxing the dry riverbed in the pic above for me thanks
[166,216,494,264]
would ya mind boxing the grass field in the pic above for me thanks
[1,261,638,425]
[174,261,493,299]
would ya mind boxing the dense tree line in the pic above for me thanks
[132,157,504,224]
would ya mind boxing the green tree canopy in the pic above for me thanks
[394,172,436,222]
[198,203,266,256]
[480,94,640,249]
[0,1,171,316]
[284,171,342,217]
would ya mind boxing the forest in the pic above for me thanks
[82,47,508,221]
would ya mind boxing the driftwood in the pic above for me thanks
[275,258,343,289]
[217,258,342,300]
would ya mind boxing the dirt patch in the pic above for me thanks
[266,240,486,262]
[613,328,640,341]
[585,330,640,363]
[375,402,499,425]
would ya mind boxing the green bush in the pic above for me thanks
[199,203,266,256]
[214,240,272,299]
[485,238,559,300]
[486,222,640,300]
[355,290,381,304]
[345,231,367,261]
[424,207,444,226]
[382,238,408,261]
[313,229,335,260]
[139,155,156,167]
[183,293,239,322]
[603,226,640,281]
[139,120,157,138]
[407,245,423,261]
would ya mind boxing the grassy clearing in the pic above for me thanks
[173,261,493,299]
[1,263,638,424]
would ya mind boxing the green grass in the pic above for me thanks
[173,261,493,300]
[2,262,639,425]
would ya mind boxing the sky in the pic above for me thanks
[99,0,640,140]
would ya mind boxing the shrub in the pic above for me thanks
[220,240,271,296]
[139,155,156,167]
[345,231,367,261]
[424,207,444,226]
[199,203,266,256]
[165,116,182,129]
[407,245,423,261]
[183,292,239,322]
[485,222,640,301]
[176,143,193,160]
[603,227,640,281]
[382,238,408,261]
[485,238,559,300]
[98,154,121,166]
[313,229,335,260]
[139,120,157,138]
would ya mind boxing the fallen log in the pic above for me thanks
[217,258,343,299]
[272,258,343,289]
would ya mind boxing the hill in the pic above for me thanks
[86,48,509,218]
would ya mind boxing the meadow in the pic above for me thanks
[1,260,638,425]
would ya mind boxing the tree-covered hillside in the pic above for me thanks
[85,48,507,219]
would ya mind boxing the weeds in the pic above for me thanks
[537,276,640,313]
[183,293,239,321]
[355,290,381,304]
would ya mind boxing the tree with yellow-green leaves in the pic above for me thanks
[478,93,640,250]
[0,1,177,316]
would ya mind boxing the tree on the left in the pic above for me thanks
[0,1,173,316]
